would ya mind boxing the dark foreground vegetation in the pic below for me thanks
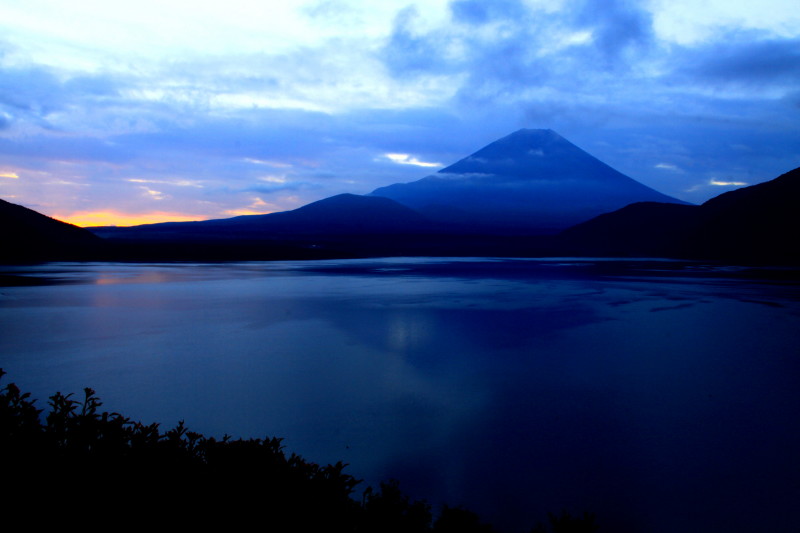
[1,370,599,532]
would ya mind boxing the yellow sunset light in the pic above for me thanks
[54,210,208,227]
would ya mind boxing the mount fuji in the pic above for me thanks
[371,129,687,233]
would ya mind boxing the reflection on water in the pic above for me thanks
[1,258,799,533]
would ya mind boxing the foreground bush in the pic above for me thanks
[1,370,598,532]
[0,369,492,531]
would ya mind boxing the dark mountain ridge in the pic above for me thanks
[87,193,459,261]
[91,194,432,241]
[559,167,800,264]
[1,198,102,262]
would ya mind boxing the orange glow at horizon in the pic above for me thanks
[53,210,211,227]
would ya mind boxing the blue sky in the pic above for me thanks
[1,0,798,226]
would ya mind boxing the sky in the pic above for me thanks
[1,0,799,226]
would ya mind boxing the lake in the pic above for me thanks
[1,258,798,532]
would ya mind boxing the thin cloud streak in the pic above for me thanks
[384,153,443,168]
[710,179,748,187]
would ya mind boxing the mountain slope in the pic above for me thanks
[91,194,432,242]
[559,167,800,263]
[1,198,102,261]
[371,129,687,233]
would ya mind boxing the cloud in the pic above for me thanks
[0,62,128,136]
[710,179,748,186]
[383,153,442,167]
[685,177,751,194]
[257,175,287,184]
[436,172,493,180]
[382,6,453,75]
[675,33,800,88]
[127,178,204,187]
[572,0,655,62]
[223,196,278,216]
[1,171,19,178]
[140,186,167,200]
[449,0,527,25]
[244,158,293,168]
[379,0,660,111]
[247,178,320,195]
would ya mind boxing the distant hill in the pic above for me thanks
[92,194,431,241]
[371,129,687,233]
[559,167,800,264]
[89,194,441,260]
[0,198,102,262]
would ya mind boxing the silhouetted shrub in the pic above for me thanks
[1,369,599,532]
[359,479,432,533]
[1,369,360,530]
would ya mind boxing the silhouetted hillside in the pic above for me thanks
[88,194,448,260]
[559,167,800,264]
[92,194,432,242]
[0,198,102,262]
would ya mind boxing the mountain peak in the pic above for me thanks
[496,128,568,147]
[509,128,559,138]
[436,128,595,179]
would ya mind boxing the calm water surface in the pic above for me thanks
[1,258,799,532]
